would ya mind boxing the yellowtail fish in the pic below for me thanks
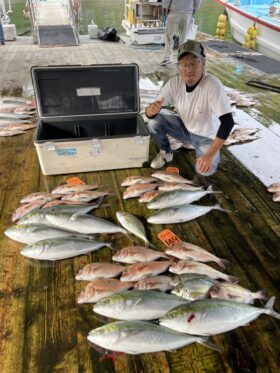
[159,297,280,336]
[147,186,222,209]
[21,237,111,261]
[147,204,230,224]
[93,290,188,320]
[87,321,219,354]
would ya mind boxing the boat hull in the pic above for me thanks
[216,0,280,60]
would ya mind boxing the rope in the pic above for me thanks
[246,80,280,93]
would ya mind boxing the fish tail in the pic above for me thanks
[198,337,223,351]
[226,274,239,283]
[213,204,231,213]
[254,289,268,300]
[264,296,280,319]
[217,258,229,270]
[206,185,222,194]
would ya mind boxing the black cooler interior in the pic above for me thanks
[31,64,147,142]
[37,116,147,141]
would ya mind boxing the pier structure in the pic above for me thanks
[27,0,79,46]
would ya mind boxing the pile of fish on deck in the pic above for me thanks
[5,173,280,355]
[0,96,37,137]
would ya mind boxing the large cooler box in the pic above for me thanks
[31,64,150,175]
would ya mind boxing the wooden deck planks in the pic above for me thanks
[0,44,279,372]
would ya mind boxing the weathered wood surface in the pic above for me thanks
[0,37,280,373]
[0,128,279,373]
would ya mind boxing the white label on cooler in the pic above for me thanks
[77,87,101,96]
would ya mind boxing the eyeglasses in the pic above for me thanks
[178,59,202,70]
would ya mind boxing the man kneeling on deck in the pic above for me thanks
[145,40,234,178]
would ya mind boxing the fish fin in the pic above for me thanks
[218,258,229,270]
[70,213,79,221]
[198,338,223,351]
[264,297,280,319]
[213,204,231,213]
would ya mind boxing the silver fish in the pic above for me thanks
[170,273,209,287]
[171,277,218,300]
[112,245,167,264]
[169,260,238,283]
[87,321,218,354]
[75,262,125,281]
[45,212,126,234]
[17,204,98,225]
[116,211,153,247]
[93,290,188,320]
[147,186,222,209]
[210,283,268,304]
[21,237,111,261]
[159,297,280,336]
[147,204,230,224]
[5,223,93,244]
[77,279,133,303]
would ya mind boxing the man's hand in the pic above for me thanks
[196,137,225,174]
[145,98,164,118]
[196,154,214,174]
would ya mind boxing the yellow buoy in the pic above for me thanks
[215,11,228,39]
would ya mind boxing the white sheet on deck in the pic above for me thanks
[229,108,280,187]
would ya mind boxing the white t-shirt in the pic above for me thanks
[158,73,232,139]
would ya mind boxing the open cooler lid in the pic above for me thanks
[30,64,140,118]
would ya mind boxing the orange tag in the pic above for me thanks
[66,177,85,185]
[158,229,182,247]
[166,166,180,175]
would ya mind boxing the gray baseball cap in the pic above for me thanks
[178,40,205,60]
